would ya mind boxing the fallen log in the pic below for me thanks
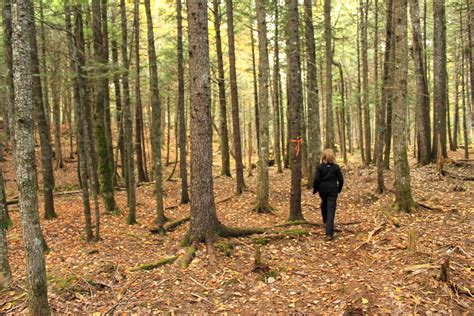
[129,256,177,271]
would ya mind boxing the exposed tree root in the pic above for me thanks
[252,202,274,214]
[219,225,267,237]
[417,202,444,212]
[130,256,177,271]
[179,244,197,268]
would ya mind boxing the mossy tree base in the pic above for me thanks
[252,202,274,214]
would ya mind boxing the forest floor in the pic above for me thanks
[0,143,473,314]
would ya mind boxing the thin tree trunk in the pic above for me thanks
[432,0,448,160]
[66,1,94,242]
[28,0,56,220]
[324,0,335,150]
[177,0,189,204]
[12,0,50,311]
[51,64,64,169]
[361,0,371,165]
[356,17,365,163]
[250,23,260,149]
[461,10,469,159]
[305,0,321,188]
[3,0,15,162]
[226,0,246,193]
[133,0,147,183]
[120,0,136,223]
[39,0,50,130]
[254,0,272,213]
[144,0,165,231]
[212,0,231,177]
[92,0,116,217]
[334,61,348,164]
[272,0,283,174]
[392,0,415,212]
[453,43,460,150]
[111,7,124,178]
[377,0,393,192]
[373,0,380,163]
[409,0,431,165]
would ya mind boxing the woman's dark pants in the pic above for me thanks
[319,192,338,237]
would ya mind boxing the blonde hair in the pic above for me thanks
[321,148,336,164]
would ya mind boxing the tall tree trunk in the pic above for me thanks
[461,10,470,159]
[226,0,246,193]
[133,0,148,183]
[177,0,189,204]
[468,0,474,126]
[39,0,50,130]
[392,0,415,212]
[92,0,116,216]
[28,0,56,220]
[334,62,347,164]
[453,43,460,150]
[272,0,283,174]
[356,17,365,163]
[187,0,222,241]
[304,0,321,188]
[432,0,447,160]
[373,0,380,164]
[11,0,50,312]
[250,24,260,149]
[377,0,393,193]
[51,64,64,169]
[409,0,431,165]
[144,0,165,231]
[360,0,371,165]
[254,0,272,213]
[65,1,94,242]
[286,0,304,221]
[111,8,124,177]
[3,0,15,161]
[101,0,114,175]
[120,0,136,223]
[213,0,231,177]
[324,0,335,150]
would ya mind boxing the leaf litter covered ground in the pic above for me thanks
[1,148,473,314]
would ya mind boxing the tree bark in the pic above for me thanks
[392,0,415,212]
[226,0,246,193]
[377,0,393,193]
[250,24,260,149]
[66,1,94,242]
[92,0,116,216]
[272,0,283,174]
[144,0,166,231]
[120,0,137,223]
[212,0,231,177]
[356,17,365,163]
[460,10,470,159]
[177,0,189,204]
[133,0,148,183]
[11,0,50,312]
[287,0,304,222]
[304,0,321,188]
[360,0,371,165]
[3,0,15,160]
[324,0,335,150]
[254,0,272,213]
[409,0,431,165]
[51,62,64,169]
[27,0,56,220]
[432,0,448,160]
[187,0,222,241]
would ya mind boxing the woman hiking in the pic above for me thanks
[313,148,344,240]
